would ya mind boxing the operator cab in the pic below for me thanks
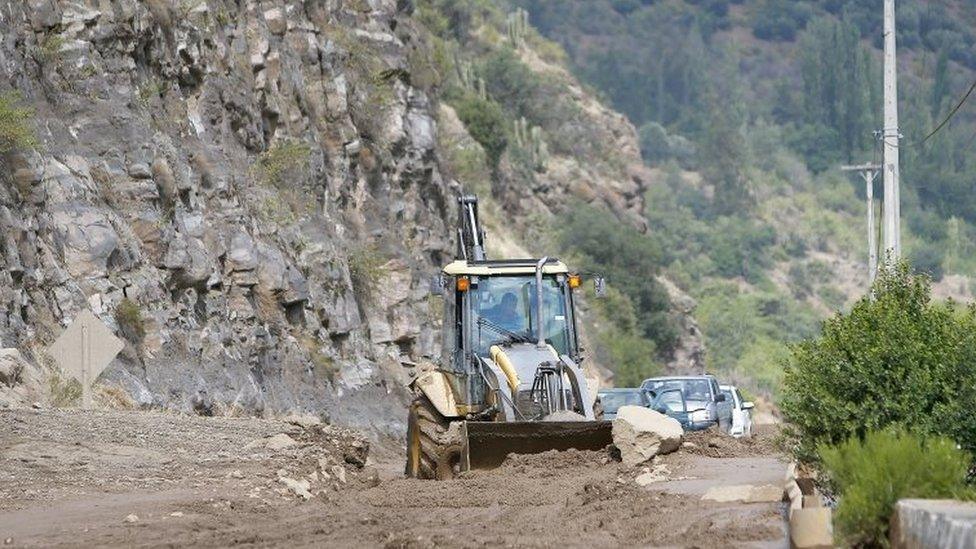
[437,258,585,414]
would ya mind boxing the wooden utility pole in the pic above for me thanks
[842,164,882,283]
[882,0,901,260]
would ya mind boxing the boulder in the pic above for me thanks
[0,349,26,387]
[611,405,683,466]
[49,206,121,278]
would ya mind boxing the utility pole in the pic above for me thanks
[882,0,901,261]
[842,164,882,283]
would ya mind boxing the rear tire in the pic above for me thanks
[405,394,463,480]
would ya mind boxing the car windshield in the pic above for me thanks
[721,388,734,405]
[643,379,712,403]
[600,391,648,413]
[649,388,687,413]
[471,275,571,356]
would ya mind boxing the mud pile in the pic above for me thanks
[681,426,782,458]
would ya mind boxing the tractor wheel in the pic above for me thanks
[405,394,463,480]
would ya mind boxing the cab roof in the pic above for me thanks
[442,258,570,276]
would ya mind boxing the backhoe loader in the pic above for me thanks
[405,195,612,479]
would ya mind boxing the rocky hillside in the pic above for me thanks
[0,0,692,429]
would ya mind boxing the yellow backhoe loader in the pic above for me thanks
[405,195,612,479]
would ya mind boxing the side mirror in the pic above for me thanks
[428,274,445,296]
[655,406,669,415]
[715,394,727,403]
[594,276,607,298]
[741,402,754,410]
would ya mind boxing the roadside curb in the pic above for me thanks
[784,462,833,549]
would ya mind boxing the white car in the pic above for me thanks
[720,385,754,438]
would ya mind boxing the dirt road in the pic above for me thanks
[0,410,787,547]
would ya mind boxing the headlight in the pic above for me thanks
[690,410,712,423]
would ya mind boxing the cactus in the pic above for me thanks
[455,55,473,89]
[455,55,487,99]
[507,8,529,50]
[513,117,548,172]
[476,76,487,100]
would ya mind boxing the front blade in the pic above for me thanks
[462,420,613,471]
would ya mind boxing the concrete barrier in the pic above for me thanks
[790,508,833,549]
[891,499,976,549]
[785,462,834,548]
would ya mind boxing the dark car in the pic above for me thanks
[595,388,650,420]
[645,387,709,432]
[641,375,733,432]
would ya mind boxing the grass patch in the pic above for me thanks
[115,298,146,344]
[39,34,64,64]
[0,91,38,153]
[48,371,82,407]
[253,140,311,187]
[348,245,387,298]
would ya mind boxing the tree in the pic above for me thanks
[781,262,976,462]
[699,89,750,216]
[559,205,678,352]
[797,16,872,165]
[930,46,950,119]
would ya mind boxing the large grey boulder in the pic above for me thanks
[50,206,121,278]
[612,405,683,466]
[0,348,25,387]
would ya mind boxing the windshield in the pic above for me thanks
[599,391,648,413]
[471,275,572,356]
[649,388,687,413]
[643,379,713,403]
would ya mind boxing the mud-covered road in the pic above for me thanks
[0,410,787,547]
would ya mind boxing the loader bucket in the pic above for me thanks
[462,420,614,471]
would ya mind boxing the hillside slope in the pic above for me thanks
[0,0,694,426]
[516,0,976,395]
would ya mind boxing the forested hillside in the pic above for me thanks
[510,0,976,395]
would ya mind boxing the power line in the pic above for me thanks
[884,77,976,149]
[917,77,976,146]
[872,77,976,149]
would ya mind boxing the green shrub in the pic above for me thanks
[606,331,660,387]
[559,204,678,353]
[253,140,311,187]
[115,298,146,344]
[449,92,508,169]
[0,92,38,153]
[781,262,976,463]
[48,371,82,407]
[348,245,387,298]
[820,429,975,547]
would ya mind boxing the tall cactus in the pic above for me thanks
[455,54,487,99]
[455,55,473,89]
[513,117,548,172]
[507,8,529,50]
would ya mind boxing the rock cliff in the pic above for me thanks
[0,0,699,432]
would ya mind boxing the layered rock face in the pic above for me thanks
[0,0,702,430]
[0,0,455,433]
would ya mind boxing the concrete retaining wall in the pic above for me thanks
[891,499,976,549]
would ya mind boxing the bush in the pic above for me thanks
[910,246,945,281]
[820,429,975,547]
[0,92,37,153]
[781,262,976,462]
[559,205,678,352]
[253,140,311,187]
[606,331,660,387]
[706,216,776,283]
[751,0,813,41]
[450,93,509,169]
[115,298,146,344]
